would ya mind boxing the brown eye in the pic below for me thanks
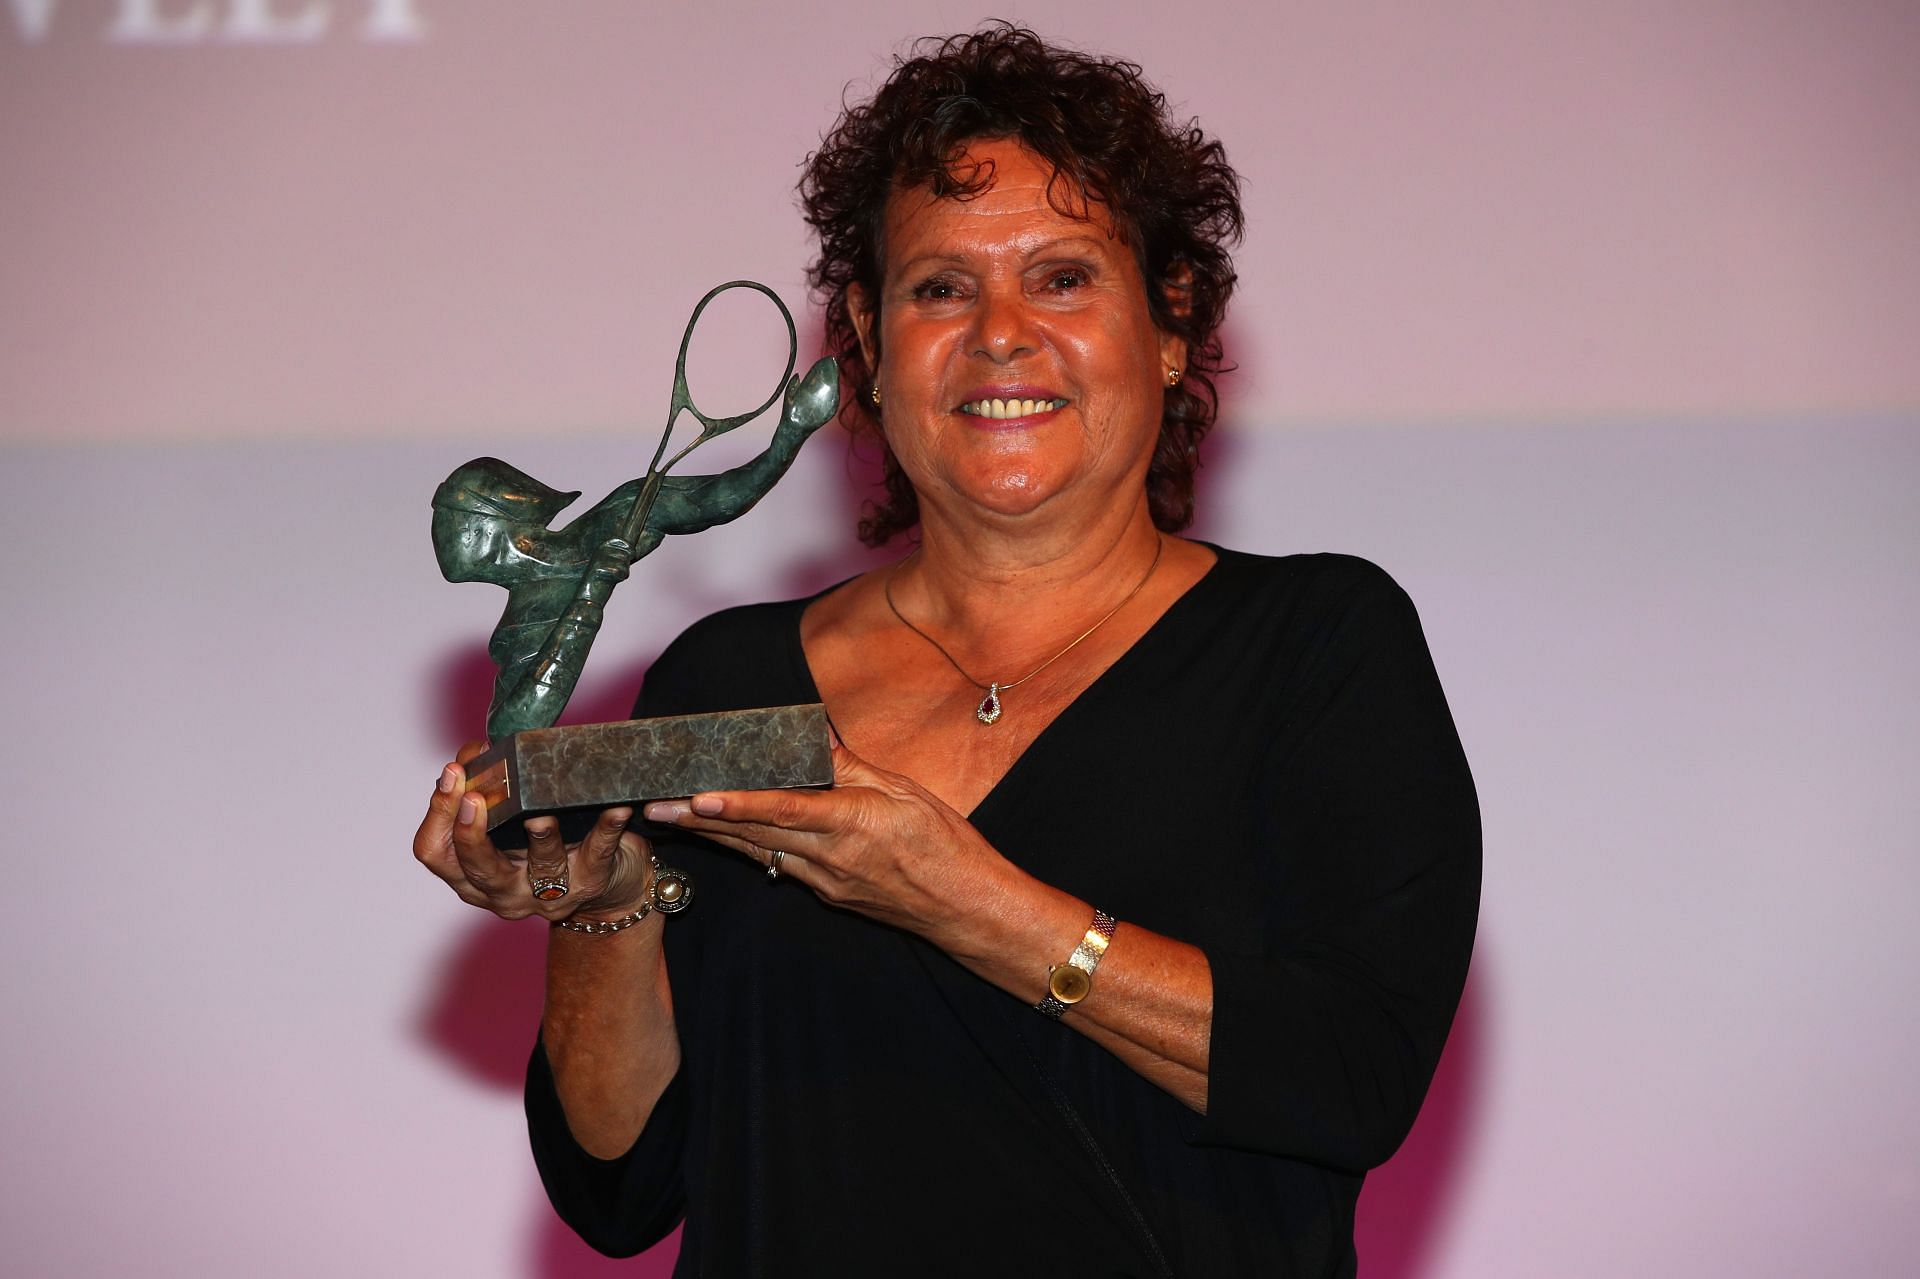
[913,277,963,302]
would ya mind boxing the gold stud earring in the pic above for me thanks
[1166,368,1184,388]
[870,385,882,407]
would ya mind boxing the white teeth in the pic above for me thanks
[960,397,1067,419]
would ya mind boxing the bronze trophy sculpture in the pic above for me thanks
[432,281,838,867]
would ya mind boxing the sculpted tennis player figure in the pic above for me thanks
[431,353,838,741]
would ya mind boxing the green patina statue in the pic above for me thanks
[432,281,838,741]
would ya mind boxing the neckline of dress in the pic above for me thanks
[789,543,1233,821]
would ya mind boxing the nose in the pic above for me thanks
[969,284,1038,363]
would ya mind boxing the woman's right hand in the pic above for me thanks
[413,741,655,923]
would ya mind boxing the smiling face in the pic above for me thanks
[851,139,1186,535]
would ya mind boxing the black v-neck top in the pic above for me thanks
[527,549,1481,1277]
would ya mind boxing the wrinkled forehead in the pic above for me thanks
[880,138,1127,266]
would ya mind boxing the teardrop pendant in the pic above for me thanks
[975,683,1004,725]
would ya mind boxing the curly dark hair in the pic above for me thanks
[798,25,1244,546]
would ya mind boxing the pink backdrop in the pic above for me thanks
[3,5,1916,1275]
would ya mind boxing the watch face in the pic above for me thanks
[1048,964,1092,1004]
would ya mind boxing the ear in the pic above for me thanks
[1159,330,1189,384]
[846,281,880,373]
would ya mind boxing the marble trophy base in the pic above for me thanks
[466,703,833,850]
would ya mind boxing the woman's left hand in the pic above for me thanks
[642,743,1005,944]
[652,740,1215,1110]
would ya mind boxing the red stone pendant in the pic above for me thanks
[976,683,1004,725]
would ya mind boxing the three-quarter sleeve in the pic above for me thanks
[519,624,723,1256]
[520,598,824,1254]
[1192,565,1481,1171]
[525,1039,688,1256]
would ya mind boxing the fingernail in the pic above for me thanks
[692,794,724,816]
[526,817,557,839]
[438,765,457,794]
[605,807,631,829]
[644,801,688,824]
[458,795,478,825]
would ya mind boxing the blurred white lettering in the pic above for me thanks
[225,0,326,42]
[6,0,57,41]
[361,0,421,40]
[108,0,214,42]
[6,0,423,42]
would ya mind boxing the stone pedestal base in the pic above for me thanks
[465,703,832,849]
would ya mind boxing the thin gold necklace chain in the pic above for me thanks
[884,536,1165,722]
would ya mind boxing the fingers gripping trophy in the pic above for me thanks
[429,281,840,910]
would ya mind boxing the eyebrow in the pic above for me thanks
[890,234,1115,278]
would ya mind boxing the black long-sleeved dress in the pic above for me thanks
[526,549,1481,1277]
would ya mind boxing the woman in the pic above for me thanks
[414,27,1478,1277]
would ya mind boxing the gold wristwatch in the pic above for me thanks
[1035,909,1117,1019]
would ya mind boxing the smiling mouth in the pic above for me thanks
[957,397,1070,420]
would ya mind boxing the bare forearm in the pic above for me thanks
[541,918,681,1158]
[641,754,1214,1112]
[936,861,1214,1113]
[1070,924,1213,1112]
